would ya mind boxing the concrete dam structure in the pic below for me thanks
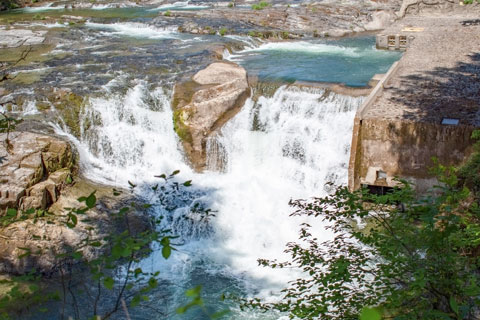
[348,15,480,194]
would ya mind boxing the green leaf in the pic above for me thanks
[86,192,97,209]
[359,307,382,320]
[171,170,180,176]
[185,286,202,297]
[130,295,141,307]
[162,245,171,259]
[103,277,114,290]
[119,207,129,215]
[72,251,83,260]
[18,247,31,259]
[183,180,192,187]
[450,297,459,315]
[89,241,102,247]
[176,306,187,314]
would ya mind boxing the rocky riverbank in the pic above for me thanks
[0,131,150,275]
[172,0,400,39]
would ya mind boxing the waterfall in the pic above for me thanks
[203,86,363,294]
[54,78,192,185]
[53,80,364,311]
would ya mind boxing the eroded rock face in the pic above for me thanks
[0,132,74,211]
[0,179,151,275]
[173,62,250,170]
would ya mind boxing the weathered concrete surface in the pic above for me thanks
[349,8,480,193]
[0,132,74,210]
[172,62,250,171]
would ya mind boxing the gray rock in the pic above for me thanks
[0,29,47,48]
[364,10,397,30]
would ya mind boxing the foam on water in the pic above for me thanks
[241,41,362,57]
[149,1,211,11]
[85,22,180,40]
[19,3,64,12]
[224,35,261,49]
[204,86,362,290]
[89,2,138,9]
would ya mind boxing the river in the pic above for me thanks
[0,5,401,319]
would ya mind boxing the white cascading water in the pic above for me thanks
[204,86,362,292]
[53,79,363,304]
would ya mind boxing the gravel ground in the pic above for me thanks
[362,6,480,126]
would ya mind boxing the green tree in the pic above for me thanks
[249,134,480,319]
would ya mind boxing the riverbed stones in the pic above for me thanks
[172,62,250,171]
[0,29,47,48]
[0,132,74,211]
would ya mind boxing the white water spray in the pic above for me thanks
[54,80,363,300]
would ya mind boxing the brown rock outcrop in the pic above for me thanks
[0,132,74,211]
[0,179,151,274]
[172,62,250,170]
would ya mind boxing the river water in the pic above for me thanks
[0,5,401,319]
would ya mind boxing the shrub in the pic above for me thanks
[251,1,270,10]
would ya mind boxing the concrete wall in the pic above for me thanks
[349,118,476,193]
[376,34,415,51]
[348,59,477,194]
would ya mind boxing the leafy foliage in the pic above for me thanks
[219,27,228,36]
[251,1,270,10]
[248,132,480,319]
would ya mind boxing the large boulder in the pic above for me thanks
[172,62,250,170]
[0,132,74,211]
